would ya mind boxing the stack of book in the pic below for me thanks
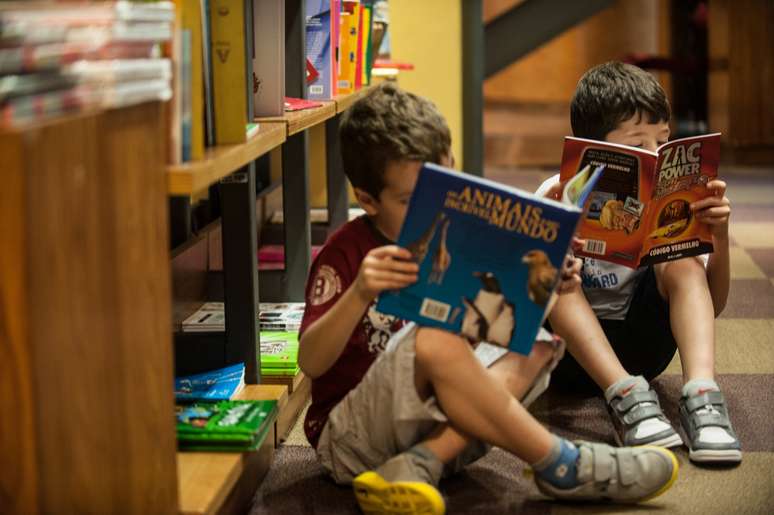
[0,1,173,128]
[176,399,278,451]
[174,362,245,403]
[259,331,300,378]
[181,302,305,333]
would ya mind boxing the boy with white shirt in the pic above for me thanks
[538,61,740,464]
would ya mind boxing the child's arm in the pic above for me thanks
[298,245,418,378]
[691,179,731,316]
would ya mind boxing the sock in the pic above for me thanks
[682,378,735,445]
[532,436,580,490]
[605,375,673,440]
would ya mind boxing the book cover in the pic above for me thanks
[336,11,357,94]
[559,133,720,268]
[353,1,364,89]
[174,362,245,402]
[252,0,284,117]
[209,0,247,144]
[176,399,277,451]
[259,331,299,372]
[376,163,585,356]
[181,301,306,332]
[305,0,335,100]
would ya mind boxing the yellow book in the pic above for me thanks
[180,0,205,159]
[359,5,370,87]
[209,0,247,144]
[337,12,357,95]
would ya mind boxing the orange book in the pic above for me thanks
[336,12,357,95]
[559,133,721,268]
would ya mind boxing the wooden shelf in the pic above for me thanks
[333,87,371,113]
[167,122,286,196]
[176,385,287,515]
[256,101,336,136]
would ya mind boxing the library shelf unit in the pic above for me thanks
[167,85,373,514]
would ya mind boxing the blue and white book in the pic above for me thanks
[376,162,603,355]
[174,363,245,402]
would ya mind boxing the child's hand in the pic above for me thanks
[692,179,730,239]
[557,254,582,294]
[354,245,419,302]
[544,181,563,201]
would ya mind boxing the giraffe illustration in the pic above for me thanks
[405,211,446,265]
[428,217,452,284]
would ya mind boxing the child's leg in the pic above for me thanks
[411,328,678,503]
[548,289,629,390]
[654,257,715,381]
[654,258,741,463]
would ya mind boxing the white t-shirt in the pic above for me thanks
[535,174,707,320]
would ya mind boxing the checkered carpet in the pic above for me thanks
[251,165,774,515]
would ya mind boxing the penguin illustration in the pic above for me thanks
[460,272,515,347]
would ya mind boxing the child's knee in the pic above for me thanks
[656,257,707,297]
[415,327,470,372]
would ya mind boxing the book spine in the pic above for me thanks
[209,0,247,144]
[181,0,206,159]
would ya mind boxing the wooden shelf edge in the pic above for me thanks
[167,123,286,196]
[334,86,372,113]
[256,102,337,137]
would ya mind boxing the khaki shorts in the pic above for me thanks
[317,323,499,484]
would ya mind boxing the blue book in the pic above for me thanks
[305,0,334,99]
[174,363,245,403]
[376,163,603,355]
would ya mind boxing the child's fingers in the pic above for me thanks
[544,182,563,200]
[368,245,414,261]
[691,195,730,212]
[706,179,727,196]
[571,236,586,253]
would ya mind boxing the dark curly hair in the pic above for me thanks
[339,81,451,199]
[571,61,671,141]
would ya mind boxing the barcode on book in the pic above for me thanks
[419,298,451,322]
[583,239,607,255]
[309,85,323,95]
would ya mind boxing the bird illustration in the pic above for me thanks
[428,218,452,284]
[460,272,515,346]
[487,300,515,347]
[405,211,446,264]
[522,250,558,306]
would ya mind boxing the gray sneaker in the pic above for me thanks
[534,441,679,503]
[606,377,683,448]
[353,447,445,515]
[679,390,742,464]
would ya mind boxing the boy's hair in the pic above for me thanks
[571,61,671,141]
[339,81,451,199]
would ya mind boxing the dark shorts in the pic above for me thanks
[549,266,678,395]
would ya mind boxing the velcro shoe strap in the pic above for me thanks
[615,389,659,413]
[613,448,637,485]
[621,404,664,425]
[692,412,732,430]
[591,443,614,483]
[684,391,725,413]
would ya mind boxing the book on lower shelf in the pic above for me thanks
[174,362,245,403]
[259,331,300,376]
[176,399,278,451]
[181,302,305,333]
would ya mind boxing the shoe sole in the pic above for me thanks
[353,471,445,515]
[637,445,680,502]
[613,429,684,449]
[689,448,742,463]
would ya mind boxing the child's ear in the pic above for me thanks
[353,187,379,216]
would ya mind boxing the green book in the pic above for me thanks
[176,400,277,451]
[259,331,299,373]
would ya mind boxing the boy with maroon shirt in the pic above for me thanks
[298,82,678,514]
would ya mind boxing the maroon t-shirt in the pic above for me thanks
[300,216,405,448]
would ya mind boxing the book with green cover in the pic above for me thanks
[176,399,278,451]
[259,331,299,374]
